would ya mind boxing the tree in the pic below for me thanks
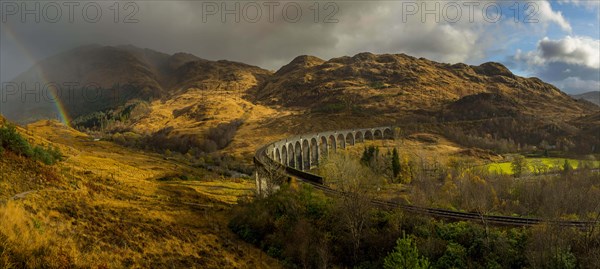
[511,155,527,178]
[321,153,379,264]
[360,146,378,166]
[399,156,414,184]
[436,242,467,269]
[392,148,401,181]
[384,233,430,269]
[530,159,549,175]
[562,159,573,174]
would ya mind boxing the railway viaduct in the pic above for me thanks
[253,126,599,228]
[254,126,393,196]
[264,127,394,171]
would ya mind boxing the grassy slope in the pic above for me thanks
[131,86,297,160]
[485,157,600,175]
[1,120,280,268]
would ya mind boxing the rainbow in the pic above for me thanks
[1,23,71,127]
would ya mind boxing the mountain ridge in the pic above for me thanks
[3,45,599,157]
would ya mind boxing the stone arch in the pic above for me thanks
[310,138,319,167]
[275,148,281,163]
[328,135,337,152]
[355,131,364,143]
[320,136,328,157]
[295,141,302,170]
[282,145,288,165]
[346,133,355,146]
[302,139,310,170]
[383,128,394,139]
[337,133,346,149]
[364,130,374,140]
[374,129,383,139]
[288,144,295,168]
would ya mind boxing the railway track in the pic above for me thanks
[254,145,599,229]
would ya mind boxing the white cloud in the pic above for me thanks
[512,35,600,94]
[558,0,600,9]
[537,0,572,32]
[540,36,600,69]
[516,36,600,69]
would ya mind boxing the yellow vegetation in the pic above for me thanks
[0,121,280,268]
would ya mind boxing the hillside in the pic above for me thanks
[0,118,280,268]
[251,53,594,120]
[5,47,599,160]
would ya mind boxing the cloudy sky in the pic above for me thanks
[1,0,599,94]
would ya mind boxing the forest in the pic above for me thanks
[231,147,600,268]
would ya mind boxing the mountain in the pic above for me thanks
[3,47,599,158]
[251,52,594,120]
[2,45,270,123]
[571,91,600,106]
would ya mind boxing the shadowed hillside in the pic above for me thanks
[2,45,270,124]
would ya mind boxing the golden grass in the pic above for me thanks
[1,121,281,268]
[0,200,80,268]
[125,87,292,160]
[341,134,478,165]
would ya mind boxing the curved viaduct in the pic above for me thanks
[264,127,393,171]
[254,126,599,229]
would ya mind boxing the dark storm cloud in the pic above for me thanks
[0,0,584,83]
[535,62,599,82]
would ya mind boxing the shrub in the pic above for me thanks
[0,124,62,165]
[371,81,386,89]
[550,248,577,269]
[32,146,53,165]
[436,242,467,268]
[31,145,63,165]
[384,234,430,269]
[0,124,33,156]
[312,103,346,113]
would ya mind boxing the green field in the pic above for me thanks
[484,157,600,175]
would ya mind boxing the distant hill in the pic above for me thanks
[2,45,270,123]
[571,91,600,106]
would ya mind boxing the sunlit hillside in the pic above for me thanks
[0,118,280,268]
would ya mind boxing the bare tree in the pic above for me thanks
[320,152,381,264]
